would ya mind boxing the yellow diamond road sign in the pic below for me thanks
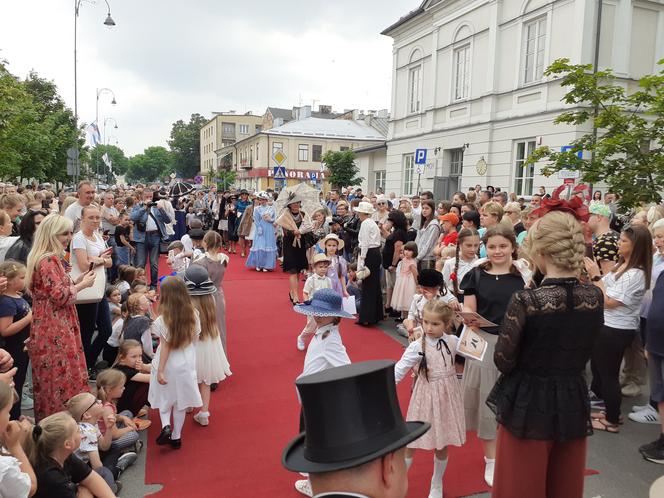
[273,150,287,166]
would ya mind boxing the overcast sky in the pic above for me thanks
[0,0,412,156]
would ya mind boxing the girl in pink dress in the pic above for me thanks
[391,241,418,319]
[395,299,466,498]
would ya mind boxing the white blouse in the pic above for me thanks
[0,454,31,498]
[442,256,478,295]
[603,268,646,330]
[357,218,381,260]
[394,334,459,383]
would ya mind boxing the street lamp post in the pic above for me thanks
[94,88,116,183]
[73,0,115,183]
[103,117,118,145]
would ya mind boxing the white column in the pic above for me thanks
[430,27,440,129]
[612,0,632,76]
[484,0,500,117]
[390,48,399,127]
[572,0,595,64]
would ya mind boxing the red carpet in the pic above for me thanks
[144,253,596,497]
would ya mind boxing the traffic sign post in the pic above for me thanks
[194,175,204,185]
[414,149,427,194]
[273,166,286,179]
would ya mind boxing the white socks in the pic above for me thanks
[428,456,446,498]
[484,457,495,487]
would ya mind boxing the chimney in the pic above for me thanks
[352,109,359,121]
[294,105,312,121]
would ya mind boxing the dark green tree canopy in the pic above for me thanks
[127,146,173,183]
[168,113,208,179]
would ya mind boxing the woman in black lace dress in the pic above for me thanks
[487,210,603,498]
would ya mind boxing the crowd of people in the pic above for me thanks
[0,179,659,497]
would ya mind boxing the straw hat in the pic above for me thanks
[354,201,375,215]
[317,233,345,252]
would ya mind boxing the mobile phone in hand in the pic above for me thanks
[88,262,95,272]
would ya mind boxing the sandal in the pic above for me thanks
[591,417,620,433]
[133,418,152,431]
[591,411,624,424]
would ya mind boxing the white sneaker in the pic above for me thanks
[632,404,652,412]
[484,458,495,487]
[628,404,660,424]
[193,411,210,426]
[294,479,313,497]
[297,336,305,351]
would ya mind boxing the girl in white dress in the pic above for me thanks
[148,277,202,449]
[183,265,232,427]
[0,382,35,497]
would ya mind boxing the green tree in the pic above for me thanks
[89,144,130,183]
[216,169,237,190]
[526,58,664,208]
[321,150,362,190]
[168,113,208,179]
[127,146,173,183]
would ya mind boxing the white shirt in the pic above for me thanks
[181,234,194,255]
[407,293,456,324]
[411,207,422,230]
[101,205,119,234]
[442,256,478,295]
[603,268,647,329]
[0,236,18,263]
[108,317,123,347]
[303,274,332,297]
[394,334,459,382]
[300,324,351,379]
[71,231,106,259]
[357,218,381,260]
[145,206,158,231]
[0,453,31,498]
[64,201,84,233]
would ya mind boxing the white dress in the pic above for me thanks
[148,316,202,410]
[195,334,232,385]
[0,453,31,498]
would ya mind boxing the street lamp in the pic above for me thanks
[73,0,116,182]
[103,117,118,145]
[96,88,117,133]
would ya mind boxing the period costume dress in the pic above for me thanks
[391,258,418,311]
[246,203,277,270]
[237,203,254,238]
[28,255,89,420]
[395,334,466,450]
[280,209,312,274]
[357,217,383,325]
[193,252,230,354]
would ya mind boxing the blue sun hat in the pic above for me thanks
[294,288,355,319]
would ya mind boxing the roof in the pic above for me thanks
[266,107,294,121]
[264,117,386,141]
[353,142,387,154]
[381,0,427,36]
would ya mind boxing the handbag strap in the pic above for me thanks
[147,207,164,237]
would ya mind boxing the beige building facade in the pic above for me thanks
[199,112,263,176]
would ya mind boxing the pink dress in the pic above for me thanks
[396,335,466,450]
[390,258,417,311]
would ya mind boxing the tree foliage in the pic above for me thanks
[526,58,664,208]
[127,146,173,183]
[168,113,208,179]
[321,150,363,190]
[0,63,81,184]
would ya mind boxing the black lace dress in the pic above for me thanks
[486,278,604,441]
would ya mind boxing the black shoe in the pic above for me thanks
[170,438,181,449]
[210,383,218,392]
[641,437,664,464]
[640,434,664,455]
[156,425,172,445]
[114,480,122,495]
[87,368,97,381]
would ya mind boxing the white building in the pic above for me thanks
[375,0,664,199]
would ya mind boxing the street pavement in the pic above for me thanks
[122,318,664,497]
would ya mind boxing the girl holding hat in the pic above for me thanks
[355,201,383,326]
[246,192,277,272]
[184,265,231,427]
[318,234,349,297]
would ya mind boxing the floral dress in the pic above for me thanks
[28,255,89,420]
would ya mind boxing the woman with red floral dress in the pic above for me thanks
[26,214,96,420]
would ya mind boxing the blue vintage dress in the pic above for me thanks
[246,204,277,270]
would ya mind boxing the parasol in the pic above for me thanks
[169,181,193,198]
[274,182,323,216]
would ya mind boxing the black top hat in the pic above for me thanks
[282,360,429,473]
[418,268,443,288]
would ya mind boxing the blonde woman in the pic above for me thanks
[489,210,603,498]
[503,202,525,237]
[26,214,96,420]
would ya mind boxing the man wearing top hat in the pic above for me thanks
[282,360,430,498]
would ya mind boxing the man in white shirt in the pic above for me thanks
[64,181,96,233]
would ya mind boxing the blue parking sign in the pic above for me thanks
[415,149,427,165]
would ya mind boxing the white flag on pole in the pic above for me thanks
[102,153,112,168]
[86,123,101,146]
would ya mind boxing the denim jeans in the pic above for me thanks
[106,237,118,283]
[136,232,161,288]
[115,245,130,266]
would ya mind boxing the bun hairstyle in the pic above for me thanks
[0,260,26,280]
[417,300,455,382]
[523,211,585,274]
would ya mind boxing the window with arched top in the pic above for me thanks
[407,47,424,114]
[452,24,473,102]
[409,48,423,63]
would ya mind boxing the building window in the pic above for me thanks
[222,123,234,135]
[312,145,323,162]
[453,45,470,101]
[450,149,463,176]
[408,65,422,114]
[298,144,309,162]
[403,154,414,195]
[514,140,536,196]
[272,142,283,155]
[374,171,386,193]
[239,124,249,134]
[340,146,350,152]
[255,125,262,133]
[256,144,259,160]
[522,17,547,84]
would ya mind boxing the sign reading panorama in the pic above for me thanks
[267,169,327,180]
